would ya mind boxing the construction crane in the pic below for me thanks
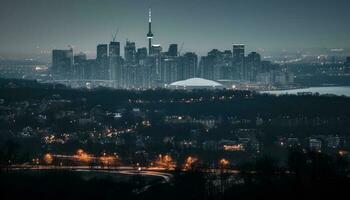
[178,42,184,56]
[112,28,120,42]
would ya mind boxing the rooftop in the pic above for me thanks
[169,78,224,88]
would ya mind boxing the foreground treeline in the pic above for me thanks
[143,149,350,200]
[0,171,138,199]
[1,148,349,200]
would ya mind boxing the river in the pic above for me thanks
[261,86,350,97]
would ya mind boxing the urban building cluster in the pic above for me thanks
[51,9,294,89]
[1,10,349,90]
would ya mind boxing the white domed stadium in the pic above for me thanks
[167,78,225,90]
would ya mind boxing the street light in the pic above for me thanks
[220,159,229,168]
[184,156,198,170]
[44,153,53,165]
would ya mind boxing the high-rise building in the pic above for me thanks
[74,52,87,65]
[109,41,120,57]
[97,44,108,62]
[151,44,162,55]
[182,52,198,80]
[52,49,73,79]
[232,44,245,80]
[162,58,179,84]
[73,52,87,79]
[222,50,233,80]
[168,44,178,57]
[137,48,148,64]
[199,55,215,80]
[96,44,108,79]
[110,56,124,87]
[78,59,96,80]
[146,55,162,85]
[245,52,261,81]
[208,49,223,80]
[124,41,137,65]
[108,39,122,84]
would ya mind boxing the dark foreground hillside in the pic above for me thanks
[1,167,350,200]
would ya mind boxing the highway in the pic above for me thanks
[10,165,174,184]
[9,165,174,194]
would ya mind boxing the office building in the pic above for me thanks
[52,49,73,79]
[109,41,120,57]
[124,41,137,65]
[168,44,178,57]
[232,44,245,80]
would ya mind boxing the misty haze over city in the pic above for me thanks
[1,1,350,200]
[1,0,350,60]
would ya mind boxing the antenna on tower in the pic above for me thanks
[112,28,119,42]
[148,8,152,23]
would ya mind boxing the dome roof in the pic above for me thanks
[169,78,223,88]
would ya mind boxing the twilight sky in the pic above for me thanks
[0,0,349,60]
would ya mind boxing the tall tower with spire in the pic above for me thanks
[147,8,154,55]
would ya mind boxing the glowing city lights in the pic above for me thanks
[44,153,53,164]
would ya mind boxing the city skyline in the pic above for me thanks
[1,1,350,199]
[1,0,350,60]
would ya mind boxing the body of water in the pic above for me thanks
[261,86,350,97]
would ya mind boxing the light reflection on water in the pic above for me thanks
[261,86,350,97]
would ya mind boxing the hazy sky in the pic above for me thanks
[0,0,350,60]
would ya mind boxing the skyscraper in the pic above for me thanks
[124,41,137,65]
[110,56,123,87]
[182,52,198,79]
[245,52,261,81]
[168,44,178,57]
[97,44,108,62]
[208,49,223,80]
[74,52,87,65]
[52,49,73,79]
[147,8,154,55]
[151,44,162,55]
[137,47,148,64]
[232,44,245,80]
[77,59,96,80]
[162,58,179,84]
[109,41,120,57]
[96,44,108,79]
[109,39,123,86]
[199,55,215,80]
[222,50,233,80]
[73,52,87,79]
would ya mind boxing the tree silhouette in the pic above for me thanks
[0,139,20,171]
[254,155,278,184]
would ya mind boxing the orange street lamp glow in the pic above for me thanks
[154,154,176,169]
[74,149,92,162]
[44,153,53,164]
[184,156,198,169]
[100,155,116,165]
[220,158,229,167]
